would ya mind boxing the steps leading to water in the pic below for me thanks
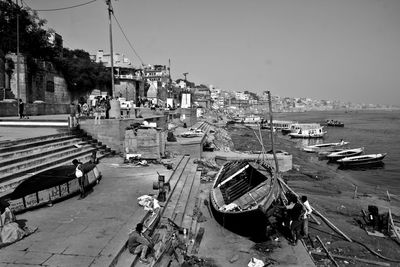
[0,130,114,194]
[113,154,203,267]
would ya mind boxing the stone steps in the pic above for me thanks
[0,130,114,195]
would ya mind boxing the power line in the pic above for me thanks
[23,0,97,12]
[112,12,145,66]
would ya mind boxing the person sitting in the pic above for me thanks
[0,199,27,245]
[128,223,154,264]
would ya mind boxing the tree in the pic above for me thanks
[53,48,111,94]
[0,1,56,62]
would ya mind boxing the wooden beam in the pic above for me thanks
[316,235,339,267]
[311,251,390,267]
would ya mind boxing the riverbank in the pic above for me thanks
[207,120,400,266]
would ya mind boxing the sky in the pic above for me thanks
[24,0,400,106]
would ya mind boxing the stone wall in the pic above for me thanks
[124,128,166,159]
[5,53,71,105]
[179,108,197,127]
[0,101,70,116]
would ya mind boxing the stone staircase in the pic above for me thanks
[113,155,203,267]
[0,130,114,194]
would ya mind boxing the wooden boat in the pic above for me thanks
[282,123,321,135]
[209,160,281,236]
[213,150,292,172]
[326,147,364,161]
[325,120,344,127]
[0,162,102,213]
[303,141,349,153]
[289,127,327,138]
[337,153,387,167]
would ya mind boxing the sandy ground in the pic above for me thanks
[228,127,400,266]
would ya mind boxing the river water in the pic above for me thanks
[228,110,400,197]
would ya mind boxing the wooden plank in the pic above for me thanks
[181,171,202,231]
[316,235,339,267]
[173,164,198,227]
[162,160,193,219]
[190,227,205,254]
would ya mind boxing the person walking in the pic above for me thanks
[128,223,154,264]
[94,103,101,125]
[18,99,25,119]
[72,159,87,199]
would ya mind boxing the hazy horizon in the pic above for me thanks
[24,0,400,106]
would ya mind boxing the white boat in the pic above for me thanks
[289,127,327,139]
[303,141,349,153]
[326,147,364,161]
[337,153,387,167]
[282,123,321,135]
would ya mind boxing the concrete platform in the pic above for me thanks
[0,156,175,267]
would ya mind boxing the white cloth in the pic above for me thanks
[137,195,160,212]
[303,200,312,219]
[248,257,264,267]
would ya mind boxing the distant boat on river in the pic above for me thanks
[289,127,327,138]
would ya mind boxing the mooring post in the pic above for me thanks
[353,185,358,199]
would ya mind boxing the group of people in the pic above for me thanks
[277,193,312,245]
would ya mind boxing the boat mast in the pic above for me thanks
[267,91,280,173]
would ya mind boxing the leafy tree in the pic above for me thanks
[53,48,111,93]
[0,1,111,94]
[0,1,56,62]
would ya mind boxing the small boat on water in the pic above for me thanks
[325,120,344,127]
[337,153,387,167]
[209,160,281,236]
[0,162,101,213]
[326,147,364,161]
[289,127,327,139]
[281,123,320,135]
[303,141,349,153]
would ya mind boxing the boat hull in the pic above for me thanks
[1,162,102,213]
[337,154,386,167]
[209,161,281,238]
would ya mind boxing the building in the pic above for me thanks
[92,50,144,102]
[143,65,169,104]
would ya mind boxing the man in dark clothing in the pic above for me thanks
[287,198,305,244]
[19,99,24,119]
[128,223,153,264]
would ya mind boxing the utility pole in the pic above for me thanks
[16,0,20,116]
[105,0,120,118]
[106,0,115,98]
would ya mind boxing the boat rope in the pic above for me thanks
[309,225,400,263]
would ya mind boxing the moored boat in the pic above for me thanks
[326,147,364,161]
[289,127,327,138]
[303,141,349,153]
[0,162,102,213]
[337,153,387,167]
[209,160,281,236]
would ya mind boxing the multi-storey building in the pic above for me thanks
[92,50,144,102]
